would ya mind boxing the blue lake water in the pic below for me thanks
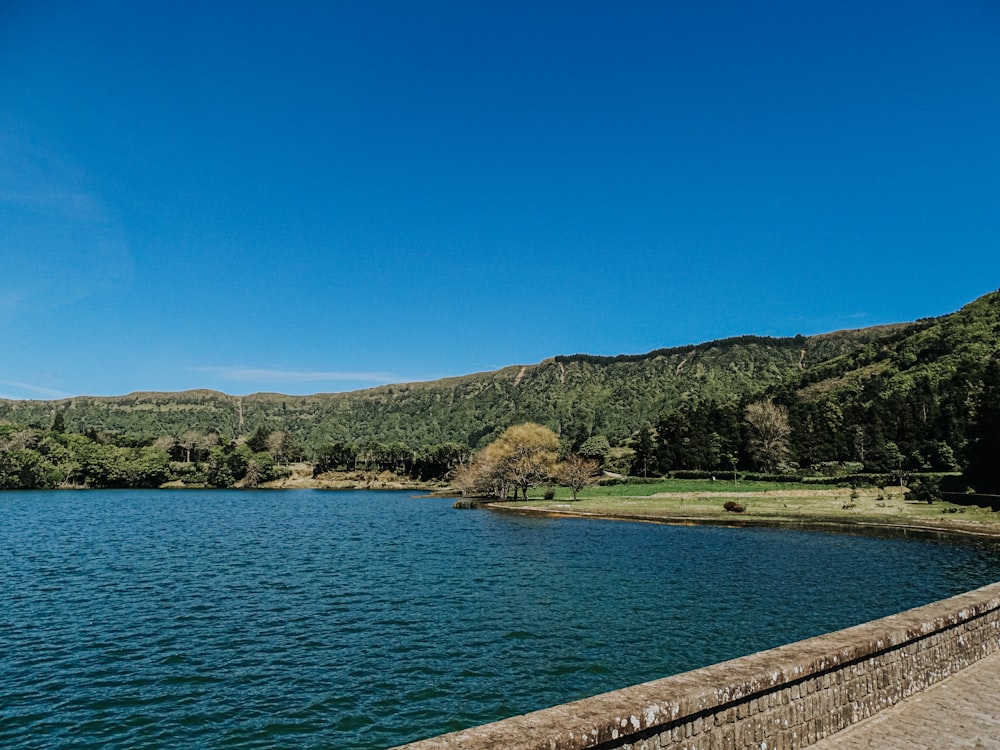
[3,489,1000,749]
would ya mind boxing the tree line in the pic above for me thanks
[312,440,471,481]
[453,423,598,501]
[621,351,1000,494]
[3,370,997,494]
[5,292,1000,493]
[0,421,470,490]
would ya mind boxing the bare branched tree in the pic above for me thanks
[556,454,599,500]
[744,399,791,473]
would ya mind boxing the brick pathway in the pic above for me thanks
[809,649,1000,749]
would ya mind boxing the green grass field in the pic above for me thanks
[530,478,817,499]
[511,479,1000,535]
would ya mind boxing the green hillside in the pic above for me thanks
[775,289,1000,473]
[0,326,906,450]
[4,289,1000,491]
[630,289,1000,480]
[4,288,1000,488]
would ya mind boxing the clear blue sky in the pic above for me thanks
[2,1,999,399]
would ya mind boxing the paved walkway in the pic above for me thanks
[810,649,1000,749]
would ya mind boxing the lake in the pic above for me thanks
[3,489,1000,749]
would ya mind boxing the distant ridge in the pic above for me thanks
[1,291,997,455]
[552,326,920,366]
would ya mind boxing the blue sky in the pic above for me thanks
[2,1,999,399]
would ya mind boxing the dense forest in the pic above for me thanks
[0,421,470,491]
[2,289,999,492]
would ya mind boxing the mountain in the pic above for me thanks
[2,290,998,469]
[0,324,913,450]
[768,289,1000,472]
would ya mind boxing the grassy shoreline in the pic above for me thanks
[491,481,1000,539]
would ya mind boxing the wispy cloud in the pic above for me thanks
[192,366,401,385]
[0,379,72,400]
[0,129,134,317]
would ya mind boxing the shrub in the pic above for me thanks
[812,461,865,477]
[842,473,892,488]
[908,476,942,504]
[735,472,802,483]
[543,488,556,500]
[672,470,716,480]
[598,476,663,486]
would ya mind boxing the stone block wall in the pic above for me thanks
[394,579,1000,750]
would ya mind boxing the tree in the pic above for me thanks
[125,446,171,488]
[0,448,61,489]
[629,427,656,477]
[744,400,791,473]
[357,440,389,472]
[178,430,203,463]
[266,430,304,463]
[908,476,942,504]
[243,451,278,487]
[247,425,271,454]
[153,434,178,456]
[383,441,414,474]
[207,445,236,487]
[453,450,511,499]
[556,454,598,500]
[578,435,611,465]
[883,441,906,487]
[412,443,469,481]
[313,441,357,476]
[965,355,1000,493]
[932,441,959,472]
[76,442,129,487]
[228,444,255,480]
[456,423,559,499]
[493,423,560,499]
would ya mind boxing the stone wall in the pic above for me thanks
[393,579,1000,750]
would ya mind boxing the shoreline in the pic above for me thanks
[487,494,1000,541]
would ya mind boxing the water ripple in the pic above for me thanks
[3,489,1000,749]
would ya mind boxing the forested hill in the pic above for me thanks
[5,290,1000,492]
[761,288,1000,474]
[0,320,920,451]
